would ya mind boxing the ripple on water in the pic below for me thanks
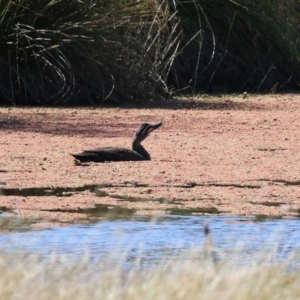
[0,215,299,268]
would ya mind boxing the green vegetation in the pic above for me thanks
[0,0,299,105]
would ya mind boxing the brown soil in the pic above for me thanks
[1,94,300,225]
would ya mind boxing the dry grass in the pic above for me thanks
[0,243,299,299]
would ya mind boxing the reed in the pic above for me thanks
[0,0,299,106]
[172,0,300,93]
[0,0,177,105]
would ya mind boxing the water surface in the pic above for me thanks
[0,215,299,267]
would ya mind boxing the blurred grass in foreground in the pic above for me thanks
[0,246,299,299]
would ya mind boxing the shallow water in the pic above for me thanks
[0,215,299,267]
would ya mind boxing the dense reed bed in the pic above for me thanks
[0,0,299,105]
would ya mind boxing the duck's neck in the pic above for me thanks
[132,141,151,160]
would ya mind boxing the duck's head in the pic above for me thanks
[133,121,163,143]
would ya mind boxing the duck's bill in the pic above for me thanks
[152,121,163,130]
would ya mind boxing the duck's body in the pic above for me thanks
[71,121,162,163]
[71,147,146,162]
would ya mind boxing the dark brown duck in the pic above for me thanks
[71,121,163,162]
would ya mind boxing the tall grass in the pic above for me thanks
[0,0,96,105]
[0,0,178,105]
[172,0,300,93]
[0,0,300,106]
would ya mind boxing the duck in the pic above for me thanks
[71,121,162,162]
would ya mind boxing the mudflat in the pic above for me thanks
[1,94,300,225]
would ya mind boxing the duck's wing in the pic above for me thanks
[71,147,144,162]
